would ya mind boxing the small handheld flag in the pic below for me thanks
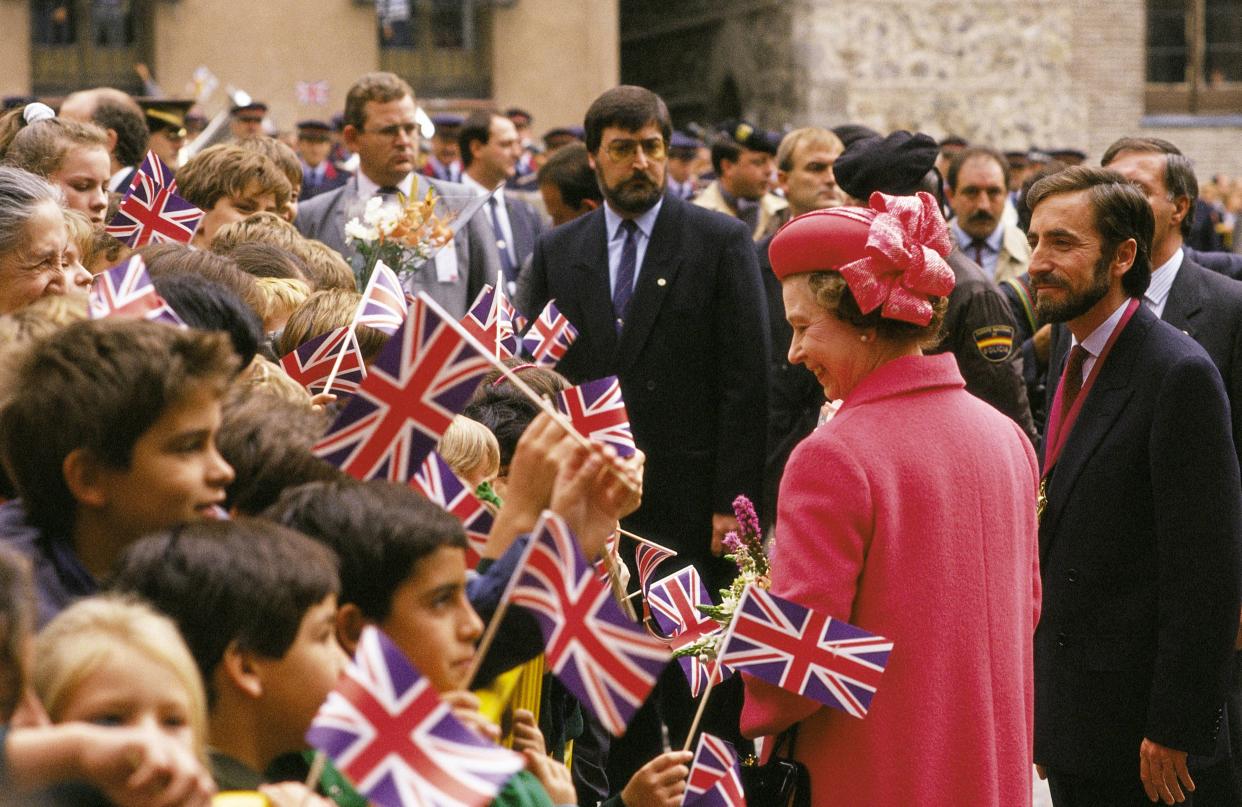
[647,566,733,697]
[279,326,367,396]
[314,298,493,483]
[521,300,578,368]
[105,151,203,247]
[505,511,669,735]
[306,626,525,807]
[683,733,746,807]
[410,452,494,569]
[553,376,637,458]
[357,260,410,336]
[635,541,677,593]
[88,255,185,326]
[718,584,892,718]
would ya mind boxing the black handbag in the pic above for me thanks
[738,724,811,807]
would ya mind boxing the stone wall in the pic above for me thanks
[0,1,32,99]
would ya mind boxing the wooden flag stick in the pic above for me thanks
[616,527,676,556]
[319,325,354,397]
[415,292,637,493]
[682,671,719,752]
[464,591,515,686]
[300,750,327,804]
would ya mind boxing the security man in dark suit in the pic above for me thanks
[832,130,1037,441]
[296,120,350,200]
[1030,166,1241,806]
[524,85,768,793]
[1103,136,1242,806]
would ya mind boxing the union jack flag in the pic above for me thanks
[459,285,520,358]
[306,626,525,807]
[683,733,746,807]
[718,584,892,718]
[296,79,331,106]
[357,261,409,336]
[105,152,203,248]
[505,511,670,735]
[313,299,493,484]
[88,255,185,326]
[410,451,493,569]
[592,530,622,584]
[279,326,367,396]
[647,566,732,697]
[521,300,578,368]
[635,541,677,593]
[553,376,636,458]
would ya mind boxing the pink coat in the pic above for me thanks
[741,353,1041,807]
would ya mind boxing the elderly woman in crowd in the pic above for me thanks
[0,166,92,315]
[741,192,1041,806]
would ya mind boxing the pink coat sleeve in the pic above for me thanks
[740,433,874,738]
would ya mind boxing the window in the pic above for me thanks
[378,0,490,98]
[1146,0,1242,114]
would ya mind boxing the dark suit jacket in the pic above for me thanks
[524,194,769,577]
[1165,255,1242,468]
[1036,304,1242,777]
[504,193,544,268]
[1185,246,1242,281]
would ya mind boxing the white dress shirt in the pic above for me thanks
[1143,248,1184,319]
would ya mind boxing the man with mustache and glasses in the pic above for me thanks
[946,145,1032,285]
[1029,166,1241,807]
[523,85,768,794]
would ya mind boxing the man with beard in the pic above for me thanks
[296,72,499,317]
[1029,166,1242,807]
[523,84,768,795]
[946,145,1031,284]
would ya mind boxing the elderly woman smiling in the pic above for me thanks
[0,166,92,315]
[741,192,1041,807]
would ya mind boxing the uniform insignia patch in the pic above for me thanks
[973,325,1015,362]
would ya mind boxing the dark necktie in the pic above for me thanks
[970,237,987,268]
[489,197,517,287]
[613,219,639,333]
[378,185,401,202]
[1062,344,1089,413]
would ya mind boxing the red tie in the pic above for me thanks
[1062,345,1089,413]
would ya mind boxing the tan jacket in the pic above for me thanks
[693,180,788,241]
[994,224,1031,285]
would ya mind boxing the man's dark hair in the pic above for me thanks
[0,320,236,538]
[1027,165,1154,298]
[1100,136,1198,239]
[110,518,339,705]
[583,85,671,154]
[263,479,465,622]
[709,141,741,178]
[458,110,498,170]
[152,273,263,369]
[537,143,602,209]
[91,96,149,168]
[217,390,342,515]
[946,145,1011,192]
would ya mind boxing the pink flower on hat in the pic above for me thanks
[837,191,955,326]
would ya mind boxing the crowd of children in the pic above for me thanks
[0,101,699,805]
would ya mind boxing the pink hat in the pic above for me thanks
[770,191,955,326]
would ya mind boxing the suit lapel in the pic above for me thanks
[616,196,684,373]
[1162,258,1204,338]
[576,211,620,359]
[1041,310,1154,543]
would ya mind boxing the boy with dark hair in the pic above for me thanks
[0,319,237,625]
[109,517,343,795]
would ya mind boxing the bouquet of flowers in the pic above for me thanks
[673,493,770,663]
[344,188,455,289]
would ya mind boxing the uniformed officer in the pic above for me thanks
[833,130,1037,440]
[138,98,193,168]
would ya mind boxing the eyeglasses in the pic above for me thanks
[604,137,666,162]
[235,116,264,125]
[363,123,420,140]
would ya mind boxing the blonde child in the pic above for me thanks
[0,573,215,806]
[5,117,111,226]
[438,415,501,489]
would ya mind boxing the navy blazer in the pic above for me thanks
[1036,303,1242,776]
[523,194,769,573]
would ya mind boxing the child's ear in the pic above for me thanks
[62,448,108,509]
[335,603,365,657]
[220,641,264,700]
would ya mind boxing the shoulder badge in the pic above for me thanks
[973,324,1015,363]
